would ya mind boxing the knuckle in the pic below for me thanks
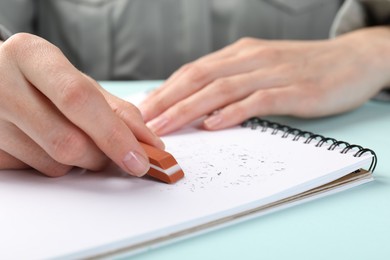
[231,103,249,121]
[8,32,39,44]
[48,130,88,165]
[252,90,265,102]
[42,164,73,178]
[1,33,30,58]
[117,102,142,120]
[236,37,256,46]
[185,63,209,84]
[211,78,233,97]
[171,102,191,117]
[179,63,192,73]
[252,47,279,60]
[2,33,55,60]
[101,126,123,149]
[253,91,273,111]
[58,77,91,112]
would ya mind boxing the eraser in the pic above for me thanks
[140,142,184,184]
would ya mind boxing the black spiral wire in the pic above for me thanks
[242,118,377,172]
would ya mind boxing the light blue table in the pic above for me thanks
[101,81,390,260]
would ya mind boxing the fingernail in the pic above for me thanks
[123,151,150,177]
[146,116,169,133]
[149,129,165,149]
[154,135,166,150]
[138,105,148,121]
[204,114,222,129]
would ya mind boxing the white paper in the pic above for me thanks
[0,122,373,259]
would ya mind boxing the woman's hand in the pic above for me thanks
[0,33,163,177]
[140,27,390,135]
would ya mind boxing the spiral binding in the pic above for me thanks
[242,118,377,172]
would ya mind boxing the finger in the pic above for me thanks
[203,87,300,130]
[138,38,254,119]
[3,76,109,172]
[112,100,166,150]
[140,60,222,122]
[145,75,252,135]
[152,40,245,92]
[7,34,150,177]
[158,38,271,90]
[143,47,234,101]
[0,149,29,170]
[146,68,289,135]
[1,35,108,172]
[96,84,165,150]
[140,42,287,122]
[0,121,72,176]
[141,55,266,122]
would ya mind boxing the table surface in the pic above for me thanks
[101,81,390,260]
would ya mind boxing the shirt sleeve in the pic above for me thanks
[330,0,390,101]
[0,24,12,42]
[331,0,390,36]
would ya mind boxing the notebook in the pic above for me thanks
[0,112,376,259]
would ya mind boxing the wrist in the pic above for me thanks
[333,26,390,92]
[367,27,390,89]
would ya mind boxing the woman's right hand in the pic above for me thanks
[0,33,163,177]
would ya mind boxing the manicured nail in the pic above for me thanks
[154,135,166,150]
[146,116,169,133]
[138,106,148,121]
[149,129,165,149]
[123,151,150,177]
[204,114,222,129]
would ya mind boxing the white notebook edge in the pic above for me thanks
[58,170,373,260]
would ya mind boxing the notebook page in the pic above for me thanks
[0,93,373,259]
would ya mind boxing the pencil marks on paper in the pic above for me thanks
[161,135,287,193]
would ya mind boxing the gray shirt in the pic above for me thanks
[0,0,389,82]
[0,0,342,80]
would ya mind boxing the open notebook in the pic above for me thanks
[0,113,376,259]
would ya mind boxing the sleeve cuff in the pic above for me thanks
[0,24,12,42]
[373,89,390,101]
[330,0,367,37]
[330,0,390,37]
[330,0,390,101]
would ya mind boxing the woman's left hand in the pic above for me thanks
[140,27,390,135]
